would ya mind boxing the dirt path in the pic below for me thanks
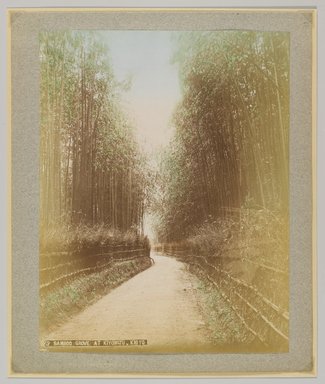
[45,253,213,352]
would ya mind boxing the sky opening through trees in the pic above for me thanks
[100,31,181,153]
[99,32,181,239]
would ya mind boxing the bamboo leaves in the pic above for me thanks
[40,31,147,235]
[155,31,289,242]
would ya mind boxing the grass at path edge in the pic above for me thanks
[40,257,152,335]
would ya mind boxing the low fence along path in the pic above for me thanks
[46,253,212,352]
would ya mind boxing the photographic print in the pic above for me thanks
[9,7,315,376]
[39,29,289,353]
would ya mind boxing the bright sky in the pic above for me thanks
[100,31,181,154]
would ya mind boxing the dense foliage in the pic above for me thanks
[154,31,289,242]
[40,31,148,238]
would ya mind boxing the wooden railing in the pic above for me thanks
[155,244,289,349]
[40,245,150,294]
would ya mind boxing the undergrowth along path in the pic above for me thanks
[44,253,213,352]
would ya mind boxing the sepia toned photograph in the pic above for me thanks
[39,29,289,353]
[8,6,316,376]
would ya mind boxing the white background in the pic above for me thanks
[0,1,323,383]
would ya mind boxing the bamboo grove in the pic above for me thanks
[40,31,148,238]
[154,32,289,242]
